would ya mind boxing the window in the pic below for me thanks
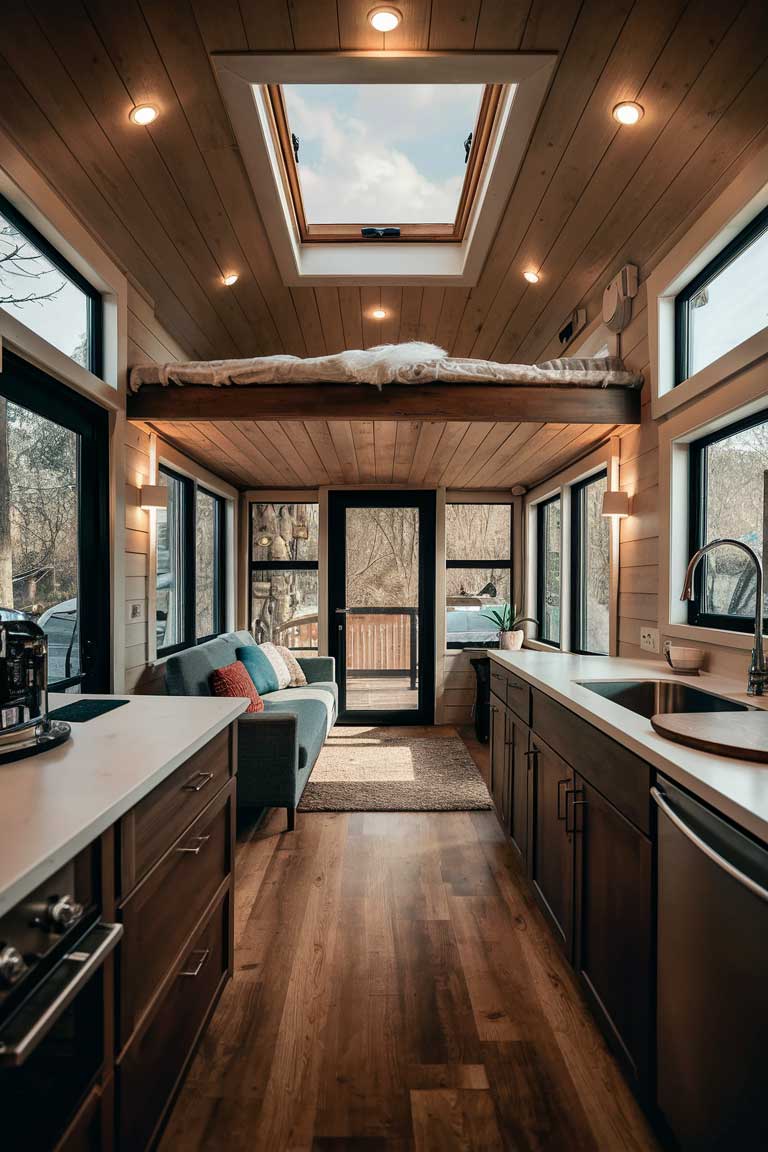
[269,82,502,243]
[0,193,102,376]
[571,471,609,654]
[688,408,768,633]
[196,488,225,642]
[445,503,512,648]
[156,467,228,655]
[536,496,561,647]
[0,350,109,690]
[675,203,768,386]
[250,503,319,653]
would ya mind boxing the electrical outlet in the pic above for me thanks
[640,626,660,653]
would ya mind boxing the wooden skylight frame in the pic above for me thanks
[265,82,504,244]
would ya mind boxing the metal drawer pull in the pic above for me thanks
[565,787,586,835]
[179,948,210,978]
[556,777,570,820]
[176,834,211,855]
[182,771,214,792]
[651,786,768,904]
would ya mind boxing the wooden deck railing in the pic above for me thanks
[273,607,418,687]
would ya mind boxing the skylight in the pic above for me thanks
[270,82,500,242]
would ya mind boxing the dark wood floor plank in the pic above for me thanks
[160,734,658,1152]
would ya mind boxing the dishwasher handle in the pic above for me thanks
[651,786,768,905]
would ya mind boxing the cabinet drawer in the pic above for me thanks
[531,690,651,834]
[120,727,231,895]
[118,892,228,1152]
[55,1086,101,1152]
[505,674,531,726]
[490,665,507,705]
[119,780,233,1043]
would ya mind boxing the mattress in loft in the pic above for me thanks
[129,341,643,393]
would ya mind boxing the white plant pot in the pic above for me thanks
[499,629,524,651]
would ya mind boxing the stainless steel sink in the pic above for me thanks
[577,679,757,719]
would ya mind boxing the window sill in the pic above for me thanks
[652,326,768,421]
[664,622,757,651]
[523,639,561,652]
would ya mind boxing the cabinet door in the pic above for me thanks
[489,701,510,833]
[575,778,652,1085]
[511,720,530,865]
[530,736,574,957]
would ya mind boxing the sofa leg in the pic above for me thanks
[286,805,296,832]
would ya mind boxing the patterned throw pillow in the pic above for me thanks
[209,661,264,713]
[258,642,291,689]
[276,645,308,687]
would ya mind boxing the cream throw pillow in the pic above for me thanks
[277,646,308,687]
[258,642,291,689]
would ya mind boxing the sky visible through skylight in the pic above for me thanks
[281,84,484,226]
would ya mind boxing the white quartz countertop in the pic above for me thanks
[0,693,249,916]
[488,650,768,843]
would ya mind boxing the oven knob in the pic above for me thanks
[0,945,26,987]
[48,895,83,931]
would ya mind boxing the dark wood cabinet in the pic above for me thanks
[574,777,652,1084]
[489,699,511,833]
[511,719,530,864]
[529,735,575,957]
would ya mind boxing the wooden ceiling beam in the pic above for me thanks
[128,383,640,425]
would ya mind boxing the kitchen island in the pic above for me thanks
[0,692,248,1151]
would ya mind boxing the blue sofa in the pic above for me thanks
[164,630,336,830]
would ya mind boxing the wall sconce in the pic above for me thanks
[139,485,168,510]
[601,490,630,518]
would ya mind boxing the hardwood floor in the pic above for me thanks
[159,731,658,1152]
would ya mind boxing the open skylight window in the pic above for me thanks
[268,83,501,242]
[215,53,557,284]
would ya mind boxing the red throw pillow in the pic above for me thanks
[209,660,264,713]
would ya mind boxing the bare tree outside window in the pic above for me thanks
[251,503,319,652]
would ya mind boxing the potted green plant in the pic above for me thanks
[480,603,538,650]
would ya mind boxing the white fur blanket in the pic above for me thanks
[129,342,642,393]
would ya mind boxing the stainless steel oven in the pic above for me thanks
[0,853,121,1149]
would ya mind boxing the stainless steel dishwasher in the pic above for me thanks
[653,776,768,1150]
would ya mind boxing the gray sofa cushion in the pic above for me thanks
[165,637,236,696]
[262,696,327,770]
[263,683,337,733]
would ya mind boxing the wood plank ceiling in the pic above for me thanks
[1,0,767,488]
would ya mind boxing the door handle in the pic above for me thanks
[176,834,211,855]
[182,771,214,793]
[556,777,570,820]
[179,948,210,978]
[565,787,586,835]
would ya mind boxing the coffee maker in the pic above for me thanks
[0,609,70,763]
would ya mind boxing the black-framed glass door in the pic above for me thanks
[328,490,436,725]
[0,350,110,692]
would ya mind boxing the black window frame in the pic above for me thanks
[445,501,513,650]
[674,201,768,387]
[196,486,226,645]
[0,349,110,691]
[687,406,768,635]
[0,191,103,379]
[249,501,319,652]
[570,469,609,655]
[156,466,228,657]
[536,494,561,648]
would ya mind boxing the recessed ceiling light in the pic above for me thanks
[129,104,158,126]
[372,307,387,319]
[368,6,402,32]
[523,270,540,284]
[222,272,239,286]
[612,101,644,126]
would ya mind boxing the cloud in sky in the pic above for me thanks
[282,84,483,225]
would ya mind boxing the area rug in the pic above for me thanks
[298,727,492,812]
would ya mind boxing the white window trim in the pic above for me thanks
[214,52,556,287]
[648,140,768,421]
[524,441,620,654]
[659,353,767,654]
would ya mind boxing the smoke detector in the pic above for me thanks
[602,264,638,333]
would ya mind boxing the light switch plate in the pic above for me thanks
[640,626,660,653]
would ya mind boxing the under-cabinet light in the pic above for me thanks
[369,6,402,32]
